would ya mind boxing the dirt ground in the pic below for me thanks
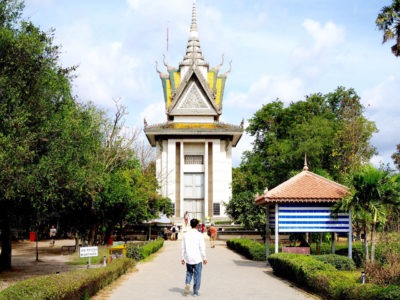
[0,239,79,292]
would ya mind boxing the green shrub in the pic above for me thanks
[226,238,266,261]
[0,258,134,300]
[268,253,337,288]
[314,254,356,270]
[375,233,400,264]
[335,247,364,268]
[126,244,143,260]
[267,253,400,300]
[126,238,164,261]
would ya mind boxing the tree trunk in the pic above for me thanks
[370,222,376,263]
[316,233,322,255]
[0,202,12,271]
[89,225,96,245]
[363,227,370,263]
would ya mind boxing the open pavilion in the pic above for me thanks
[255,159,353,259]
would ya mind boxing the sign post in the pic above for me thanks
[80,246,98,268]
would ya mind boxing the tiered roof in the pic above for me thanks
[145,0,242,146]
[255,162,349,205]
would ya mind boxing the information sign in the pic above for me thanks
[80,246,98,258]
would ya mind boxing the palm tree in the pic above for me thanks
[376,0,400,57]
[337,165,392,263]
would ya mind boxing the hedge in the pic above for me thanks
[0,258,134,300]
[314,254,356,271]
[226,238,265,261]
[126,238,164,260]
[0,238,165,300]
[268,253,400,300]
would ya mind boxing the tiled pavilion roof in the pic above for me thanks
[255,169,349,205]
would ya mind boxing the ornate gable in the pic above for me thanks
[168,68,219,117]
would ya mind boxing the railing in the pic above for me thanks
[184,155,204,165]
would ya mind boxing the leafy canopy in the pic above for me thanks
[226,87,377,230]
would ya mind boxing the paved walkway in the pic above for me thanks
[96,236,319,300]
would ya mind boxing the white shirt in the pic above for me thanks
[181,228,206,264]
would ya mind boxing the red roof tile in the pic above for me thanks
[255,170,349,205]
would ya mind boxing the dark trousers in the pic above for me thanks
[185,262,203,295]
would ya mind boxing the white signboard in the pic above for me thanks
[80,246,98,258]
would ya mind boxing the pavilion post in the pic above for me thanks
[275,203,279,253]
[265,206,270,261]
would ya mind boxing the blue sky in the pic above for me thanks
[23,0,399,169]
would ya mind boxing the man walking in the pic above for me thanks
[181,218,207,297]
[49,225,57,247]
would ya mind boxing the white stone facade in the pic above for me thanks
[156,139,232,221]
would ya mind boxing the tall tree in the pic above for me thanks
[244,87,376,189]
[384,173,400,232]
[0,1,172,270]
[0,0,80,269]
[376,0,400,57]
[225,168,267,231]
[392,144,400,169]
[328,87,377,179]
[227,87,376,230]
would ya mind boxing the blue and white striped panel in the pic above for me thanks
[269,207,275,227]
[268,203,350,233]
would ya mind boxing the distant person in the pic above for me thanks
[184,211,190,227]
[49,225,57,246]
[171,224,177,240]
[163,227,170,240]
[181,218,207,297]
[208,223,217,248]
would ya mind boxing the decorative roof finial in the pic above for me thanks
[180,0,208,67]
[303,154,309,171]
[155,61,169,79]
[219,60,232,78]
[163,54,176,72]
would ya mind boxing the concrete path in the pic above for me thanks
[96,237,319,300]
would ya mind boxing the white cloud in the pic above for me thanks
[126,0,140,10]
[292,19,346,79]
[139,102,166,127]
[54,19,147,110]
[125,0,189,19]
[226,74,304,110]
[302,19,345,50]
[361,76,400,169]
[232,127,253,167]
